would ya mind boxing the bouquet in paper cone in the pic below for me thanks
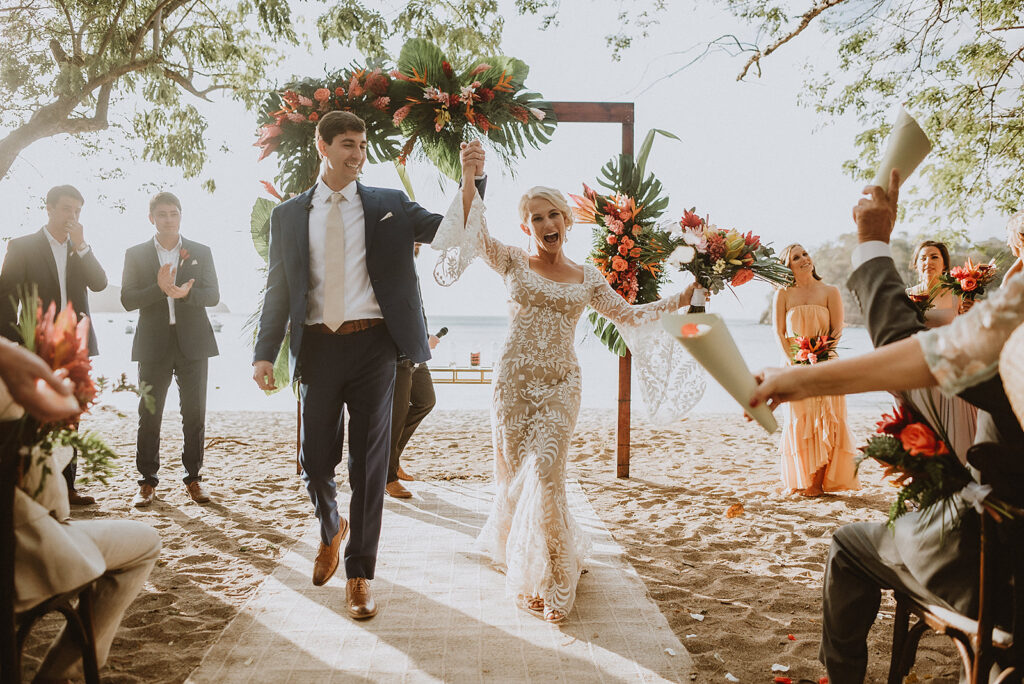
[664,211,794,297]
[858,402,1017,525]
[939,258,998,301]
[790,333,837,365]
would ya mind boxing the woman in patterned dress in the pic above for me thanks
[431,149,702,623]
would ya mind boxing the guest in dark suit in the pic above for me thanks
[385,245,439,499]
[0,184,107,505]
[752,170,1023,683]
[252,111,486,619]
[121,192,220,508]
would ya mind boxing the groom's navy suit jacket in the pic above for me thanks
[254,179,485,377]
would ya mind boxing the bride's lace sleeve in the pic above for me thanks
[916,271,1024,395]
[432,188,514,285]
[588,271,705,424]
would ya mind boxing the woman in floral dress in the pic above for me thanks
[431,151,702,622]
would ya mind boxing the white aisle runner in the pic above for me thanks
[188,480,693,683]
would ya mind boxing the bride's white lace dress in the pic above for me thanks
[433,190,704,617]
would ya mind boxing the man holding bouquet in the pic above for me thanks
[121,192,220,508]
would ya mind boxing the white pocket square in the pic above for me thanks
[191,259,198,265]
[380,212,393,222]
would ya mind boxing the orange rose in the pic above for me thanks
[620,236,635,250]
[606,234,617,245]
[313,88,331,102]
[960,276,978,291]
[898,423,949,457]
[618,244,630,256]
[631,225,642,236]
[611,256,628,272]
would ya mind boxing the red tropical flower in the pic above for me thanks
[34,302,96,412]
[308,112,320,122]
[731,268,754,287]
[442,61,454,78]
[679,210,703,229]
[876,404,914,436]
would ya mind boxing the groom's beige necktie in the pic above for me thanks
[322,191,347,331]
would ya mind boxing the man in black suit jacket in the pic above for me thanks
[818,171,1024,682]
[0,184,107,505]
[252,111,486,619]
[121,192,220,508]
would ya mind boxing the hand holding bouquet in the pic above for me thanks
[790,333,837,365]
[664,210,794,299]
[939,258,998,301]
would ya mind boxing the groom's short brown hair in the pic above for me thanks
[316,111,366,145]
[149,191,182,213]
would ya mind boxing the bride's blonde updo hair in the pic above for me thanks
[518,186,574,228]
[1007,212,1024,256]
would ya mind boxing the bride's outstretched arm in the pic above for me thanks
[589,278,696,328]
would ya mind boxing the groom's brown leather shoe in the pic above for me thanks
[346,577,377,619]
[396,466,415,482]
[312,518,349,586]
[68,489,96,506]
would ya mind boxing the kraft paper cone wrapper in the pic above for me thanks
[871,106,932,192]
[661,313,779,433]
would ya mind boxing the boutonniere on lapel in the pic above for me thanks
[179,247,191,268]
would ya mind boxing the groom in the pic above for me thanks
[252,111,486,619]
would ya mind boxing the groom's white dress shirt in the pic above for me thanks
[44,228,89,312]
[305,179,382,325]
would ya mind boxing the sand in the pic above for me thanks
[20,406,960,683]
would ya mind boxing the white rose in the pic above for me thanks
[668,245,696,266]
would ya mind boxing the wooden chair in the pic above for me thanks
[0,428,100,683]
[887,442,1023,684]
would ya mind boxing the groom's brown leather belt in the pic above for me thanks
[306,318,384,335]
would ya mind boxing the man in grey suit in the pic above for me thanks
[820,171,1024,681]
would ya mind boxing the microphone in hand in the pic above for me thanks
[435,327,448,339]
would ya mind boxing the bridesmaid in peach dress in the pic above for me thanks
[772,244,859,496]
[904,240,978,458]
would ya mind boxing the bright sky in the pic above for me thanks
[0,0,1010,322]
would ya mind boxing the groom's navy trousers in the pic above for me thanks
[299,323,396,579]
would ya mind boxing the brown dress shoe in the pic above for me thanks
[385,480,412,498]
[312,517,349,586]
[185,481,211,504]
[132,484,155,508]
[68,489,96,506]
[346,577,377,619]
[396,466,415,482]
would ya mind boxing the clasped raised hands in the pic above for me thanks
[157,263,194,299]
[459,140,486,178]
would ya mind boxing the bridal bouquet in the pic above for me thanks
[665,211,794,294]
[939,258,998,301]
[790,334,837,365]
[906,289,935,322]
[859,403,1016,525]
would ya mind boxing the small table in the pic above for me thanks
[430,366,493,384]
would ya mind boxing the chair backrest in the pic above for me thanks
[0,421,21,680]
[966,442,1024,679]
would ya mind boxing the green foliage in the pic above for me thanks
[575,0,1024,223]
[0,0,298,181]
[317,0,504,61]
[250,197,275,262]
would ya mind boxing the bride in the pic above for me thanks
[431,143,702,622]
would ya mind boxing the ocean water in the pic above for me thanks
[88,313,893,416]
